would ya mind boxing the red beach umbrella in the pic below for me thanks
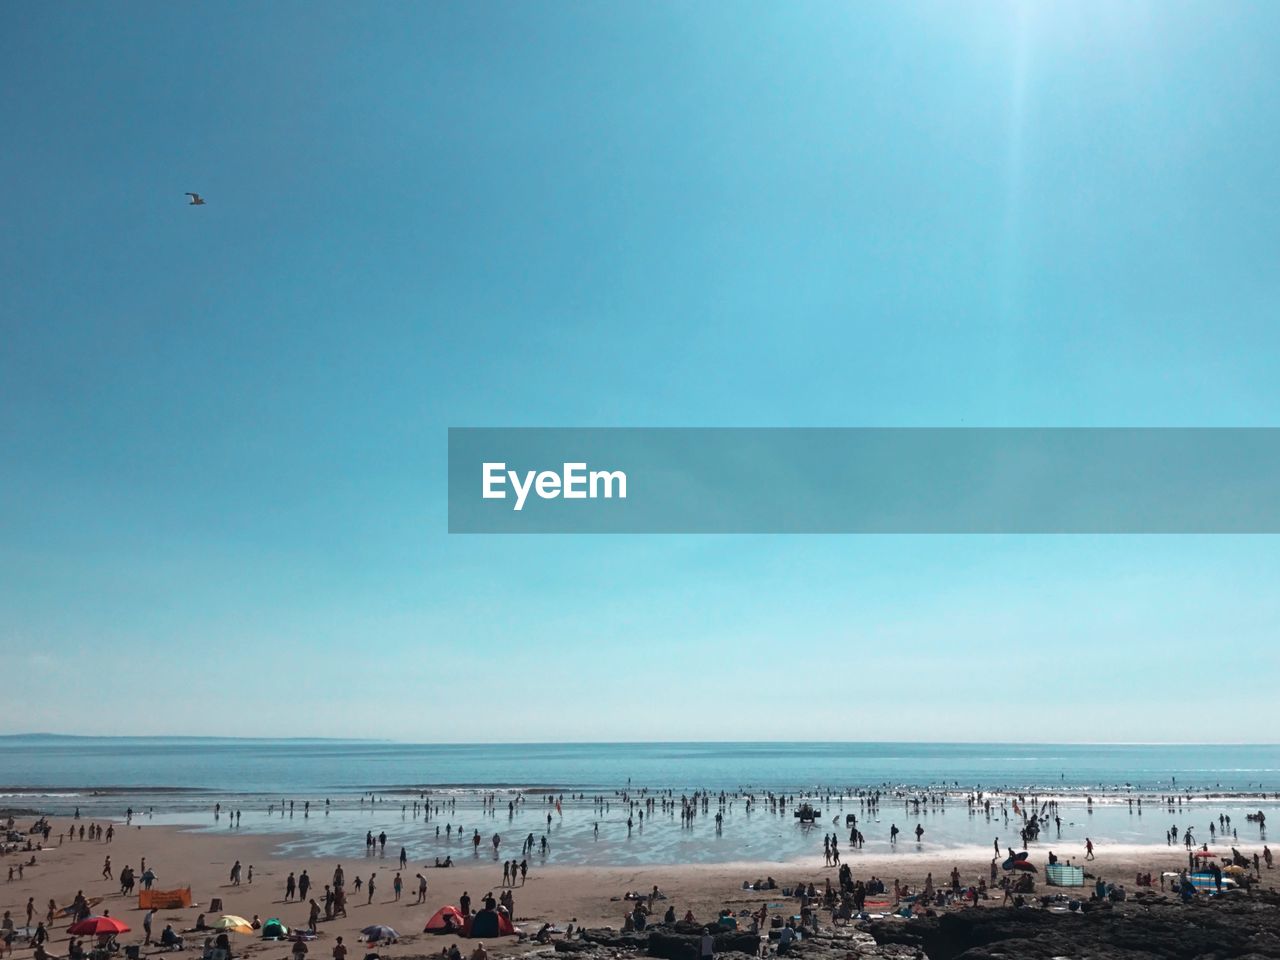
[69,916,131,936]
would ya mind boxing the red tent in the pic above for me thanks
[424,906,466,934]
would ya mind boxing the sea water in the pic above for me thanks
[2,738,1276,866]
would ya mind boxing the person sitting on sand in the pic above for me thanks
[160,925,183,950]
[469,944,487,960]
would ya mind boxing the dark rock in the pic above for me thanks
[647,928,760,960]
[578,928,650,950]
[863,893,1280,960]
[552,941,601,953]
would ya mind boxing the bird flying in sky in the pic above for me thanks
[186,192,206,205]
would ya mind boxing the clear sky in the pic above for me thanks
[3,1,1279,740]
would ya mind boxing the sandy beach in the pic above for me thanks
[4,815,1274,960]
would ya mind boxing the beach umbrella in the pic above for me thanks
[212,916,253,934]
[361,925,399,941]
[69,917,131,937]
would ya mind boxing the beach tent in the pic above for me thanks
[1045,864,1085,887]
[1188,873,1237,895]
[1000,852,1030,870]
[261,919,289,939]
[464,909,514,939]
[424,907,466,934]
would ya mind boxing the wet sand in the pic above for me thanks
[4,818,1276,959]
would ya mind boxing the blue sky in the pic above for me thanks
[2,1,1279,740]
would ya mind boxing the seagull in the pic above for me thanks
[186,192,206,205]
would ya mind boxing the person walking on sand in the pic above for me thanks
[286,872,296,901]
[143,909,155,945]
[230,861,242,885]
[393,873,402,901]
[416,874,427,904]
[1085,838,1095,860]
[367,873,376,904]
[102,857,112,879]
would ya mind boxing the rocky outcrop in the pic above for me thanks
[542,898,1280,960]
[647,924,761,960]
[862,892,1280,960]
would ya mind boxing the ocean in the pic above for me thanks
[3,739,1276,865]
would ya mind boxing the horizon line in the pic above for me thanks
[3,734,1280,747]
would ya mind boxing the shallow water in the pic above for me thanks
[4,738,1277,865]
